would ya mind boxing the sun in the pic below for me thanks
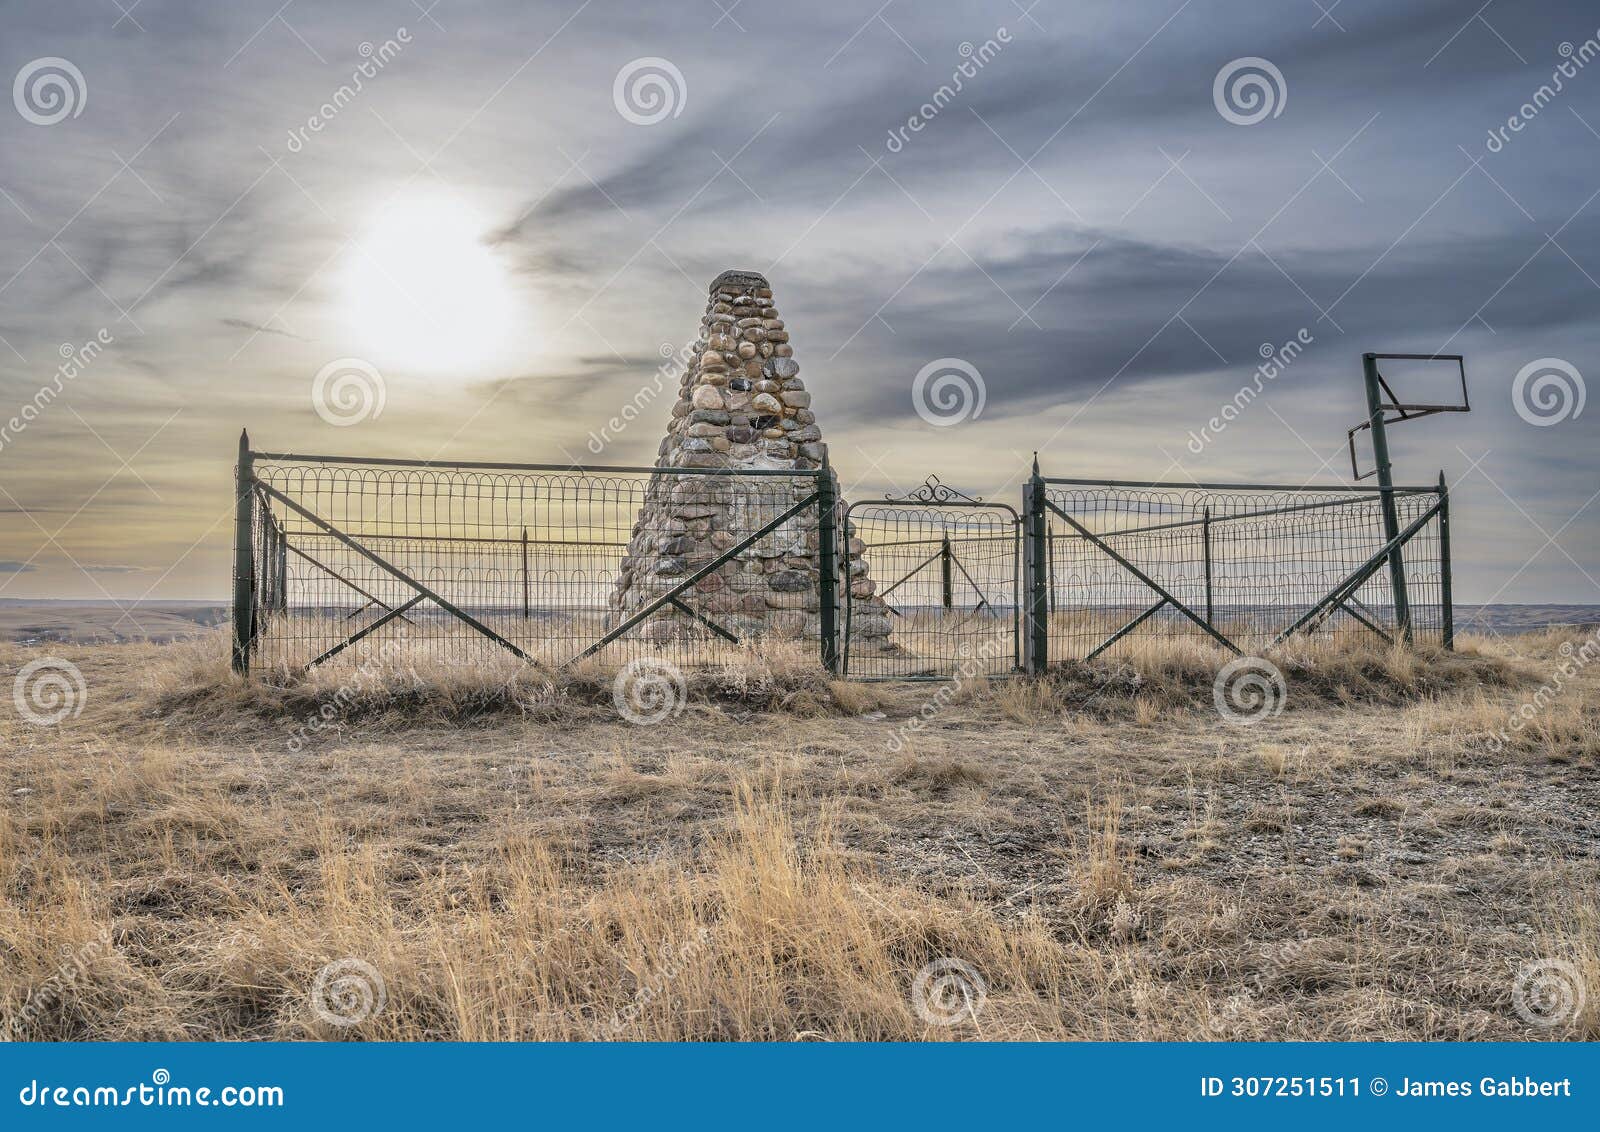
[344,195,515,373]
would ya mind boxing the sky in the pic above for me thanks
[0,0,1596,603]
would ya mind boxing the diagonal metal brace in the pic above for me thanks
[668,597,740,644]
[281,541,417,626]
[309,593,427,668]
[255,481,535,664]
[1085,597,1170,661]
[1045,500,1241,655]
[573,491,820,664]
[1272,499,1443,646]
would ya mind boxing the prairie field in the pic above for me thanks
[1,626,1597,1042]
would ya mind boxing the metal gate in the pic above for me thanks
[842,477,1020,679]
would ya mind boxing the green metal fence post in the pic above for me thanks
[521,526,531,621]
[1438,470,1454,651]
[1023,455,1049,675]
[817,459,841,675]
[1045,521,1056,614]
[231,429,256,674]
[940,533,953,612]
[275,522,288,613]
[1202,505,1214,626]
[1363,353,1413,644]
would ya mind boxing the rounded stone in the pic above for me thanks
[771,358,800,379]
[692,386,726,411]
[752,392,782,413]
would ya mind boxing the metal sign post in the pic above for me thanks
[1362,353,1412,643]
[1348,352,1471,648]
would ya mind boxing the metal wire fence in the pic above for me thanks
[232,440,1455,680]
[1038,478,1449,661]
[239,449,826,676]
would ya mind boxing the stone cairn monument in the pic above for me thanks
[609,270,892,647]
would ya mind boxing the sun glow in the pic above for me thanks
[344,195,515,373]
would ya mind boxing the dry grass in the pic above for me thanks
[1,627,1596,1041]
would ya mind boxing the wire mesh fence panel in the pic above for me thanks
[843,502,1019,678]
[242,457,826,676]
[1041,481,1445,660]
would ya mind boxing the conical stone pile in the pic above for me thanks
[608,270,892,646]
